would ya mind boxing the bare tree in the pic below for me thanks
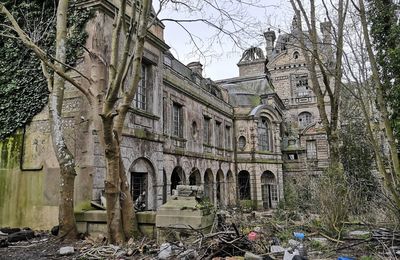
[289,0,349,169]
[1,0,269,243]
[0,0,82,239]
[341,0,400,209]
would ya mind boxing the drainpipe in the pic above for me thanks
[20,125,43,171]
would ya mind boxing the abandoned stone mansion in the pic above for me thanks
[0,1,331,229]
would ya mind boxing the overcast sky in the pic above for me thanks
[156,0,293,80]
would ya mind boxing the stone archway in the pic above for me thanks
[204,169,214,203]
[261,171,278,209]
[238,170,251,200]
[226,170,235,206]
[129,157,156,210]
[171,166,186,195]
[216,170,225,207]
[189,168,201,185]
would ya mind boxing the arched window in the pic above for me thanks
[298,112,312,128]
[238,136,246,150]
[293,51,300,59]
[258,118,271,151]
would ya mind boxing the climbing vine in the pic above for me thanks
[0,0,92,140]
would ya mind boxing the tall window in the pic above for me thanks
[130,172,147,202]
[298,112,312,128]
[203,117,211,144]
[238,171,251,200]
[215,121,222,147]
[306,140,317,159]
[225,125,231,149]
[172,103,183,137]
[258,118,270,151]
[295,74,310,97]
[134,64,147,110]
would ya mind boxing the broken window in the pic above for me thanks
[288,153,298,160]
[238,171,251,200]
[261,171,277,209]
[258,118,270,151]
[307,140,317,159]
[133,63,148,110]
[298,112,312,128]
[172,103,183,138]
[295,74,310,97]
[130,172,148,205]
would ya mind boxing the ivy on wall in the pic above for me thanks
[0,0,92,140]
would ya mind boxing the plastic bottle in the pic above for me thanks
[293,232,307,257]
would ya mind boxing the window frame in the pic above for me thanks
[298,112,313,128]
[134,63,148,111]
[225,125,231,150]
[258,117,271,151]
[203,116,211,145]
[306,140,317,159]
[172,102,183,138]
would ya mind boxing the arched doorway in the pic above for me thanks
[238,170,251,200]
[189,168,201,185]
[171,166,186,195]
[226,170,235,206]
[129,158,156,210]
[204,169,214,203]
[261,171,278,209]
[216,170,224,207]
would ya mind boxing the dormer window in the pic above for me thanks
[293,51,299,59]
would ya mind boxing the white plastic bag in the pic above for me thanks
[283,249,300,260]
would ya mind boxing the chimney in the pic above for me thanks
[187,61,203,76]
[264,29,276,57]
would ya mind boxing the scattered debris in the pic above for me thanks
[348,230,370,238]
[59,246,75,255]
[271,245,285,253]
[7,229,35,243]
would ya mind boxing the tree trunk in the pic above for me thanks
[50,0,78,240]
[101,115,125,244]
[119,152,140,238]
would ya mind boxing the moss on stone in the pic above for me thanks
[74,200,95,213]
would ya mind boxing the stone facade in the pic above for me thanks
[0,2,332,229]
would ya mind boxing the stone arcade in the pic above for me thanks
[0,1,332,229]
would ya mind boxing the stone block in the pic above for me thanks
[87,223,107,235]
[76,221,87,234]
[139,225,155,238]
[59,246,74,255]
[137,211,156,224]
[75,210,107,222]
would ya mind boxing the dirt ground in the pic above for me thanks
[0,233,83,260]
[0,210,398,260]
